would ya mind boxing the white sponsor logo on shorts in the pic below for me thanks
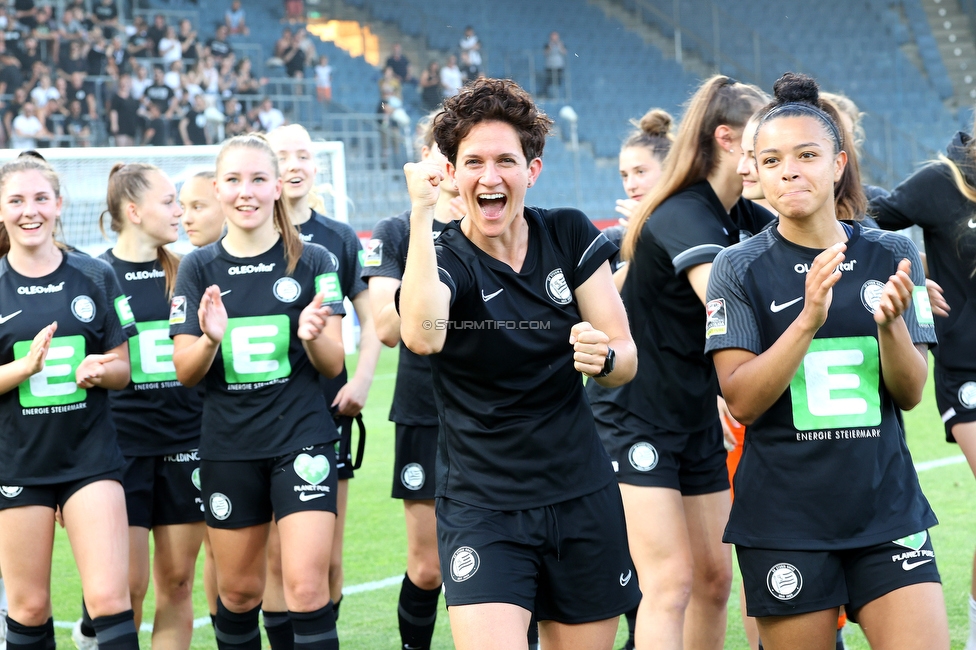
[628,442,658,472]
[766,563,802,600]
[400,463,425,490]
[209,492,232,520]
[0,486,23,498]
[958,382,976,409]
[450,546,480,583]
[619,570,632,587]
[299,492,325,502]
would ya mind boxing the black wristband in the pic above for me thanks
[595,347,615,378]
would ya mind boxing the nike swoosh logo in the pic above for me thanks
[770,297,803,313]
[969,219,976,229]
[220,290,232,296]
[0,310,22,324]
[481,288,504,302]
[619,570,632,586]
[902,558,932,571]
[298,492,325,502]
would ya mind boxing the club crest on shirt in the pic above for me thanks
[450,546,480,582]
[400,462,425,490]
[860,280,885,314]
[169,296,187,325]
[71,295,96,323]
[545,268,572,305]
[767,563,802,600]
[705,298,726,338]
[959,382,976,410]
[363,239,383,267]
[273,277,302,303]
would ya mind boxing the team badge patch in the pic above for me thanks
[450,546,480,582]
[545,268,572,305]
[705,298,727,338]
[628,442,659,472]
[169,296,187,325]
[959,382,976,409]
[209,492,232,520]
[400,463,425,490]
[71,295,96,323]
[767,563,802,600]
[273,277,302,303]
[860,280,885,314]
[0,486,23,498]
[363,239,383,267]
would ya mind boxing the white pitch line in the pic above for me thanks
[50,453,972,633]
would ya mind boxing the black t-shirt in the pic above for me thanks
[67,80,94,107]
[146,117,167,145]
[598,180,774,432]
[93,3,117,22]
[361,209,447,426]
[0,63,23,94]
[296,210,367,403]
[207,38,231,60]
[429,207,616,509]
[147,25,166,55]
[705,222,938,549]
[110,94,140,136]
[144,82,174,113]
[869,134,976,374]
[169,239,346,461]
[0,252,136,484]
[58,56,87,77]
[180,34,198,62]
[183,108,207,145]
[99,251,202,456]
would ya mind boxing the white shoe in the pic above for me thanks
[71,619,97,650]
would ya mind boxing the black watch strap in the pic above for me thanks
[596,347,615,378]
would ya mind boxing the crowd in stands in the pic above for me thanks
[0,0,324,149]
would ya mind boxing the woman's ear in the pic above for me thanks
[714,124,738,153]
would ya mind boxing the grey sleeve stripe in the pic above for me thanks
[215,628,261,645]
[577,233,610,271]
[672,244,724,269]
[436,266,457,295]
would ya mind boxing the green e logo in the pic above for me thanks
[221,315,291,384]
[131,320,177,383]
[790,336,881,431]
[13,335,87,407]
[315,273,343,303]
[115,295,135,327]
[912,287,934,326]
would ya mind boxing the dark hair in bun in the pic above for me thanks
[621,108,674,161]
[756,72,842,153]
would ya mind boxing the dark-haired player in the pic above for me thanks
[399,77,640,650]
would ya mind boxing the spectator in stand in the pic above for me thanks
[179,93,210,145]
[225,0,249,36]
[42,91,69,142]
[62,98,91,146]
[458,26,482,68]
[283,32,307,79]
[2,87,26,145]
[285,0,304,24]
[269,27,291,68]
[57,39,86,78]
[10,101,49,148]
[543,30,567,97]
[222,97,248,138]
[256,96,285,132]
[459,50,480,84]
[14,0,38,33]
[0,4,8,31]
[439,54,462,99]
[92,0,119,40]
[106,33,129,78]
[164,60,183,92]
[0,48,23,97]
[125,15,151,60]
[29,73,59,112]
[314,54,332,103]
[57,6,87,62]
[158,25,181,66]
[85,27,109,76]
[378,65,402,101]
[143,65,178,136]
[66,69,97,119]
[207,25,232,63]
[142,100,167,145]
[147,13,167,58]
[131,62,151,99]
[385,42,411,83]
[109,73,140,146]
[18,37,43,75]
[32,6,59,64]
[419,60,441,112]
[234,57,262,101]
[179,19,199,65]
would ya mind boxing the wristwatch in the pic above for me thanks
[595,347,615,378]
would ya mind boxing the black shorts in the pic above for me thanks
[736,530,941,620]
[123,451,205,529]
[334,415,354,481]
[392,424,437,500]
[934,367,976,441]
[594,407,729,495]
[0,470,123,512]
[201,444,338,529]
[436,481,641,623]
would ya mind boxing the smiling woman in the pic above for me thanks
[398,77,639,650]
[705,73,948,650]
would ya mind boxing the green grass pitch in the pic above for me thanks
[44,348,975,649]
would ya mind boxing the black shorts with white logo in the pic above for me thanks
[0,469,123,512]
[392,424,437,500]
[934,367,976,442]
[436,480,641,623]
[593,405,729,495]
[201,444,338,529]
[334,415,354,481]
[123,451,205,529]
[736,530,941,619]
